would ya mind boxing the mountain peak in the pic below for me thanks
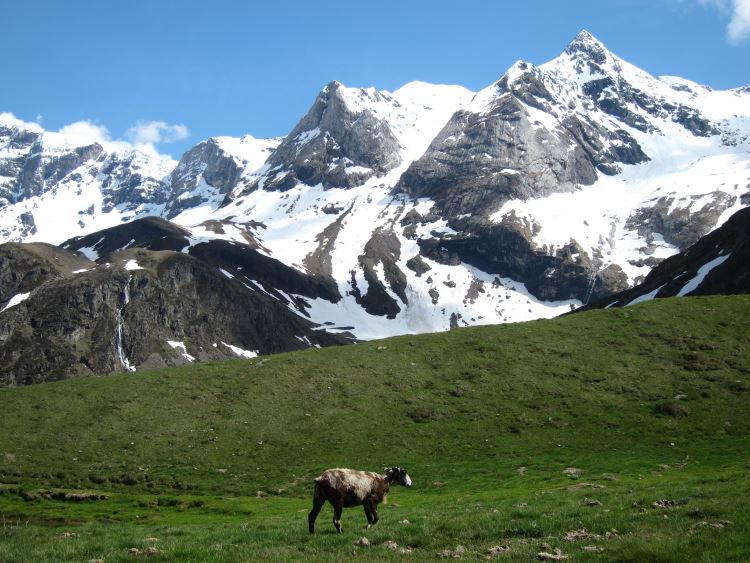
[563,29,611,64]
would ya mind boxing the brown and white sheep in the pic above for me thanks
[308,467,412,533]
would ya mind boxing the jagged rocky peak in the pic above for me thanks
[172,138,242,190]
[165,138,244,218]
[394,61,605,217]
[563,29,614,68]
[542,30,718,138]
[255,80,403,192]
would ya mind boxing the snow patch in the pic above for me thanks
[677,254,731,296]
[221,342,258,359]
[626,284,667,306]
[166,340,196,362]
[1,292,31,312]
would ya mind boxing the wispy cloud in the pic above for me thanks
[58,121,112,145]
[696,0,750,43]
[52,118,190,159]
[125,121,190,147]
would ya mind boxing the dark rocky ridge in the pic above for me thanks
[579,206,750,311]
[61,216,340,307]
[0,239,350,386]
[415,214,629,303]
[352,228,408,318]
[0,243,94,311]
[61,216,192,259]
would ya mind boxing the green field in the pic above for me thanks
[1,295,749,561]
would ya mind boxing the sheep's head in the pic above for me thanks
[385,467,412,487]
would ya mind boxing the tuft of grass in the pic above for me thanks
[0,295,748,561]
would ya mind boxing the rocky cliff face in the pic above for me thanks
[244,81,403,193]
[166,136,278,218]
[394,59,649,218]
[0,222,350,385]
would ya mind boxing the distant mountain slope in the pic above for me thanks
[578,205,750,311]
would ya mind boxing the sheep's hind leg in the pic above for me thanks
[308,485,325,533]
[333,502,344,533]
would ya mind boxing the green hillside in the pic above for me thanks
[1,295,749,561]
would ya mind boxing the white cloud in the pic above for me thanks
[727,0,750,42]
[0,112,44,132]
[47,119,190,159]
[58,121,112,145]
[125,121,190,146]
[697,0,750,43]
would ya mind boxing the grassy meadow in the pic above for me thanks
[0,295,749,561]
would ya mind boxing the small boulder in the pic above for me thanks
[354,537,371,548]
[562,467,583,479]
[383,540,399,550]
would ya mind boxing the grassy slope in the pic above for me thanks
[0,295,749,561]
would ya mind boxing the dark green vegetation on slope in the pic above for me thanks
[1,295,749,561]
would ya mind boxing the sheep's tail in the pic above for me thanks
[312,480,325,503]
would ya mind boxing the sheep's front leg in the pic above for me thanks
[364,497,379,528]
[370,502,380,526]
[333,501,344,533]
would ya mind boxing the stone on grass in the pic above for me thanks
[487,544,510,556]
[564,528,594,541]
[537,548,568,560]
[438,545,466,558]
[354,537,371,548]
[652,499,677,509]
[383,540,399,550]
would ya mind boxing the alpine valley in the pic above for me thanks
[1,31,749,384]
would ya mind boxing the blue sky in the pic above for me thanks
[2,0,748,157]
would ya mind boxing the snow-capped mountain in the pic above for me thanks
[1,30,749,382]
[0,113,175,242]
[0,113,278,243]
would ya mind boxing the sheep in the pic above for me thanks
[308,466,412,533]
